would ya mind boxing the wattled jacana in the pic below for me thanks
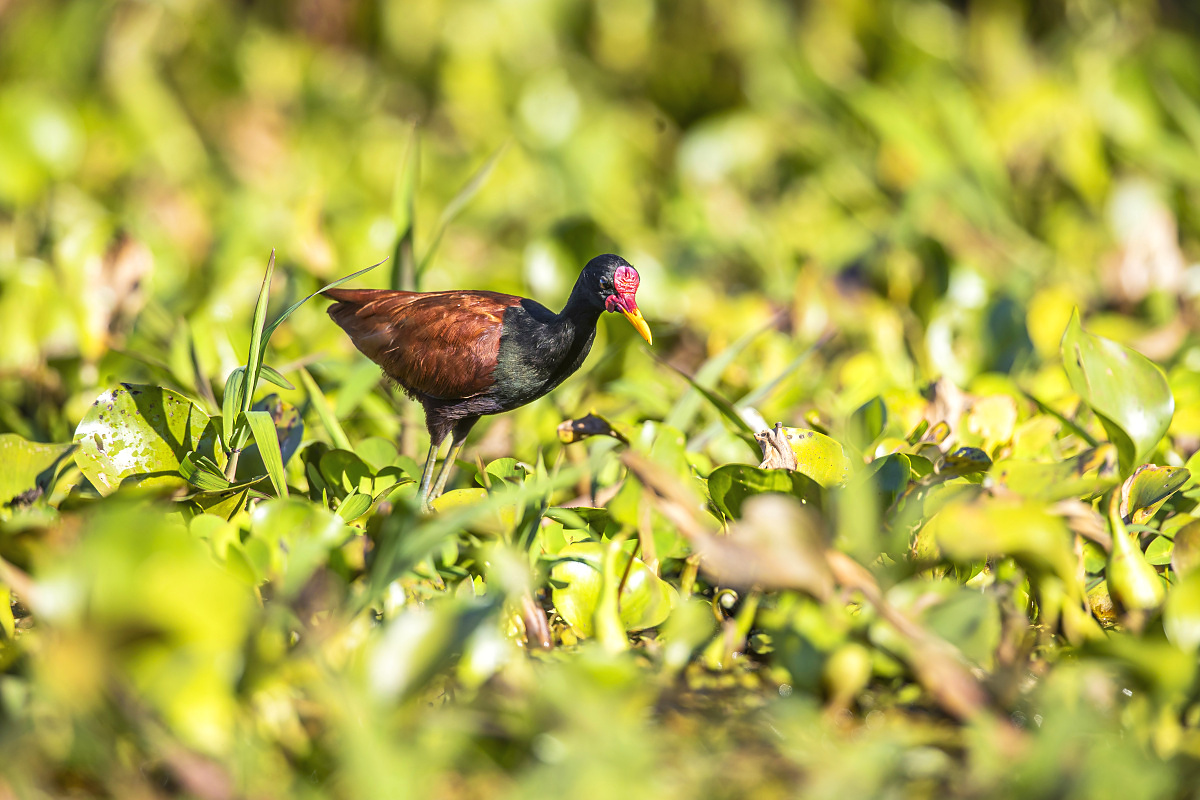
[326,254,652,509]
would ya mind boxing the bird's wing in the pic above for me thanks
[326,289,518,400]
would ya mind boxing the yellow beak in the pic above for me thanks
[620,307,653,346]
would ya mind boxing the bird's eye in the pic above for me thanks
[600,278,611,290]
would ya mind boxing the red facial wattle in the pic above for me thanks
[604,265,652,345]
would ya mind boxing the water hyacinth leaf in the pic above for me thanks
[1120,465,1189,524]
[939,447,992,477]
[0,434,74,506]
[779,427,853,487]
[849,396,887,451]
[1164,571,1200,652]
[707,464,823,520]
[244,410,288,498]
[73,384,222,496]
[549,542,676,637]
[1172,520,1200,577]
[1061,309,1174,475]
[482,458,527,487]
[991,446,1119,502]
[926,496,1077,588]
[1145,535,1173,566]
[1105,491,1165,616]
[431,488,521,535]
[356,437,400,472]
[320,449,374,496]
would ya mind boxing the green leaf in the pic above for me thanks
[248,499,353,597]
[1164,570,1200,652]
[417,141,508,277]
[0,434,74,507]
[1105,491,1165,615]
[391,124,419,291]
[707,464,823,520]
[258,364,295,391]
[1121,464,1189,524]
[73,384,222,495]
[243,410,288,498]
[925,495,1078,590]
[991,446,1119,502]
[221,367,246,448]
[549,542,676,638]
[1061,309,1174,475]
[337,489,373,521]
[662,360,759,456]
[237,395,303,484]
[241,250,276,418]
[179,452,232,492]
[849,396,887,452]
[777,427,853,487]
[260,258,386,347]
[299,367,353,452]
[1172,519,1200,578]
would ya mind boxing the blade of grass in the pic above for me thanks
[662,311,783,433]
[241,250,276,418]
[259,364,295,391]
[300,367,353,451]
[222,367,246,449]
[416,141,508,278]
[690,330,833,450]
[260,257,387,346]
[660,357,760,456]
[392,124,419,291]
[244,410,288,498]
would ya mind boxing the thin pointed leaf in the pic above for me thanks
[662,360,759,455]
[260,258,387,345]
[222,367,246,448]
[417,142,508,276]
[244,410,288,498]
[392,125,419,291]
[259,364,295,391]
[299,367,353,451]
[242,250,276,417]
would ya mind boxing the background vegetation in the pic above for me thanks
[4,0,1200,796]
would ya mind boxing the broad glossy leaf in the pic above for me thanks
[991,446,1119,502]
[1172,520,1200,577]
[1164,570,1200,652]
[707,464,823,519]
[549,542,676,637]
[431,488,520,535]
[849,396,887,451]
[777,427,852,487]
[1061,309,1173,474]
[0,434,74,506]
[337,489,373,521]
[1120,465,1189,524]
[1106,492,1164,615]
[926,496,1077,586]
[73,384,222,496]
[319,449,374,496]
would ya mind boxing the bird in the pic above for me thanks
[325,254,652,510]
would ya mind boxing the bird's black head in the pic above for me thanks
[573,254,652,344]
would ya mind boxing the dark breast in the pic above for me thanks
[489,301,598,411]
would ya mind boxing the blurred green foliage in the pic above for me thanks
[7,0,1200,796]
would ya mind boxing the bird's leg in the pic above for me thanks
[417,434,447,512]
[429,430,468,501]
